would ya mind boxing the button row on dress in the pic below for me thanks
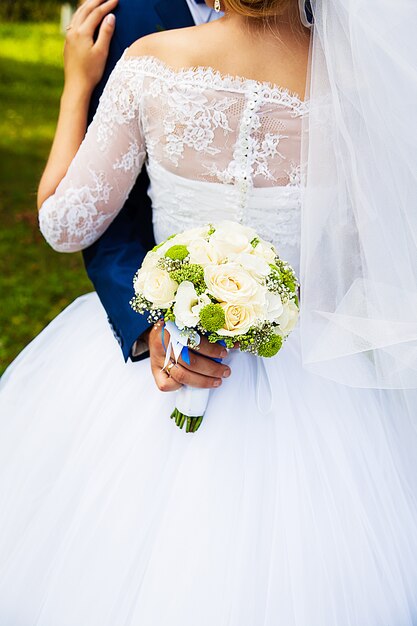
[235,91,260,223]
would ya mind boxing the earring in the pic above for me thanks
[214,0,221,12]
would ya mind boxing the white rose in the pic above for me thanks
[264,291,284,322]
[133,267,147,294]
[141,251,161,270]
[204,262,261,304]
[233,252,271,282]
[173,282,210,330]
[218,302,258,337]
[215,220,257,240]
[133,252,163,295]
[275,300,299,336]
[209,222,254,259]
[141,268,178,308]
[152,228,204,257]
[252,240,277,264]
[173,226,210,247]
[188,239,221,266]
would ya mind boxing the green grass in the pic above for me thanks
[0,23,92,375]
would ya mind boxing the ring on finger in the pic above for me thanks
[165,361,175,377]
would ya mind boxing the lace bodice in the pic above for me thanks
[39,53,308,274]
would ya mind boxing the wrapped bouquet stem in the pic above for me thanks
[131,221,299,433]
[162,320,212,433]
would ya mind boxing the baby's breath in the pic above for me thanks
[130,293,152,315]
[266,259,299,301]
[157,256,185,272]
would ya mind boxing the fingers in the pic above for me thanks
[196,336,228,360]
[179,350,230,380]
[169,363,223,390]
[151,361,182,393]
[148,322,231,392]
[72,0,118,34]
[82,0,118,35]
[72,0,101,26]
[75,0,114,20]
[94,12,116,54]
[149,322,178,392]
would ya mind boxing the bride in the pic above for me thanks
[1,0,417,624]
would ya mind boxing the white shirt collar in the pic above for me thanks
[185,0,220,25]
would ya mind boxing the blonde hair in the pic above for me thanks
[223,0,294,19]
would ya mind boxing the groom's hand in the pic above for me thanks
[149,322,231,392]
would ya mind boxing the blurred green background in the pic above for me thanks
[0,2,92,376]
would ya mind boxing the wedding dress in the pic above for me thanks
[1,54,417,626]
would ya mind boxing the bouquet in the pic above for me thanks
[131,221,299,433]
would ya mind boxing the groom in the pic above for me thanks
[81,0,230,390]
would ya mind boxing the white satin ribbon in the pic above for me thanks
[162,320,201,371]
[163,321,209,420]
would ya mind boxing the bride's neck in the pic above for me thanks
[222,7,308,43]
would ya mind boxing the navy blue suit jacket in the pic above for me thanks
[82,0,195,360]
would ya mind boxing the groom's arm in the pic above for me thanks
[83,0,198,360]
[82,0,196,360]
[82,0,157,361]
[82,173,155,361]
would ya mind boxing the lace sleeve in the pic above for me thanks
[39,56,146,252]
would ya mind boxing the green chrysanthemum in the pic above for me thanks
[170,264,206,294]
[165,244,189,261]
[258,334,283,358]
[199,303,226,333]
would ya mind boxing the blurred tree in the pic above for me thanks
[0,1,76,22]
[0,21,92,375]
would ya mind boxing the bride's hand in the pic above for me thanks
[149,322,231,393]
[64,0,119,94]
[38,0,118,208]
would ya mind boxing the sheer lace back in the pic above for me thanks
[139,56,306,188]
[39,53,307,272]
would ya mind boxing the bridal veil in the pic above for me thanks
[300,0,417,389]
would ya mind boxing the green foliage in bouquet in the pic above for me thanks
[199,304,226,333]
[267,260,299,303]
[165,245,189,261]
[258,335,283,358]
[169,264,206,295]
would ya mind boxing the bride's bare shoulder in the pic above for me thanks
[126,23,220,68]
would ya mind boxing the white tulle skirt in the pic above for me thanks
[1,292,417,626]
